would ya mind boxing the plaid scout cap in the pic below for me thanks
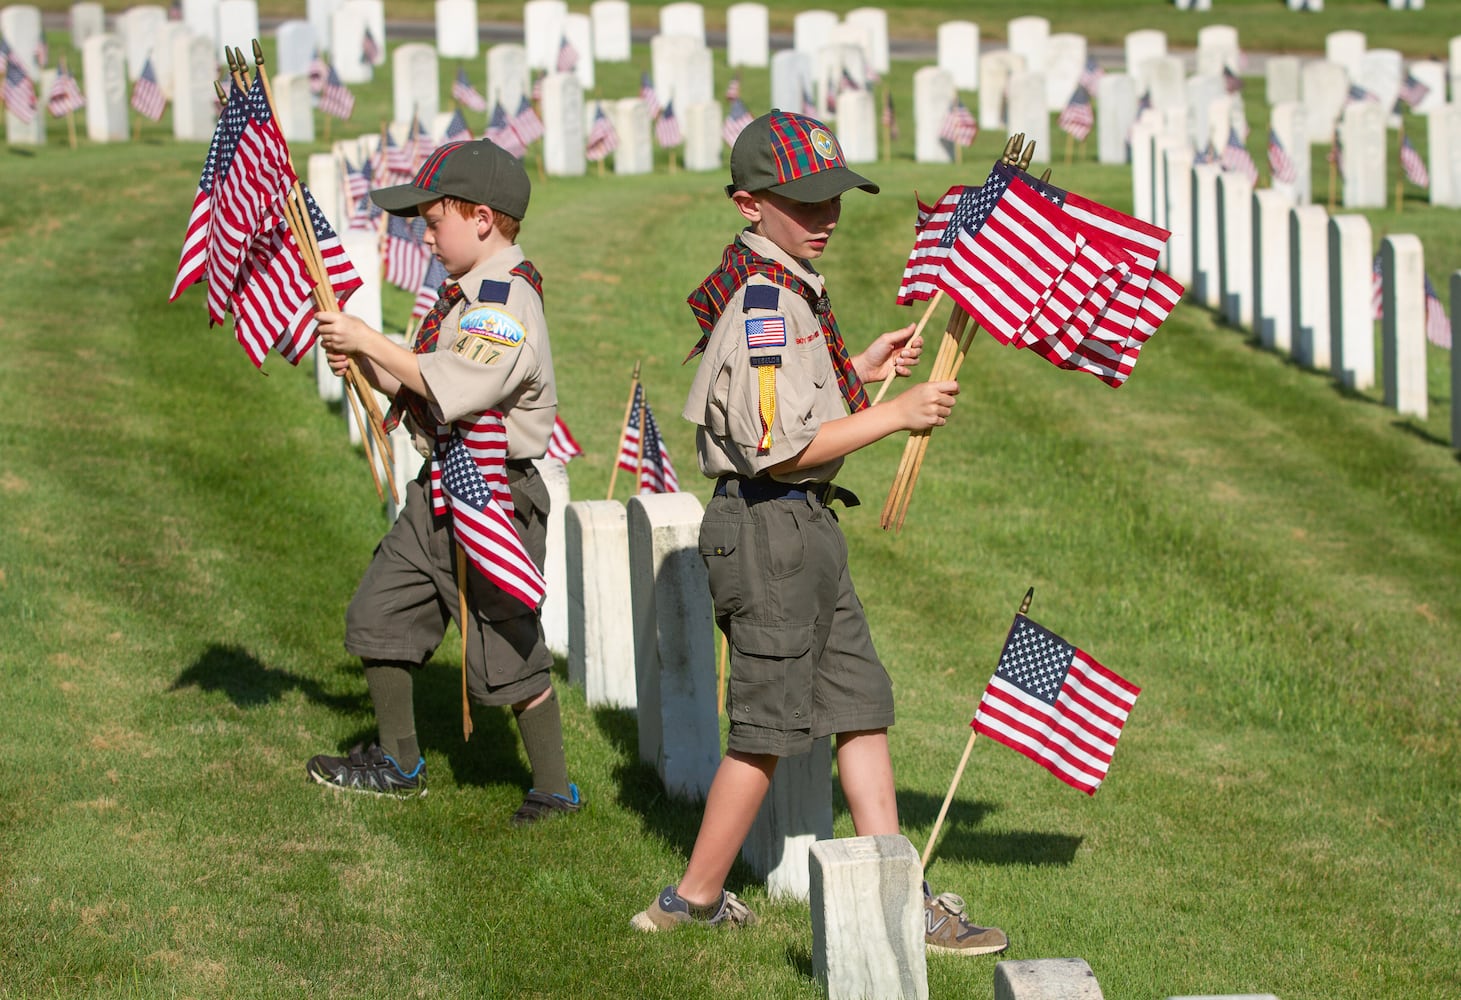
[372,138,531,219]
[727,110,879,202]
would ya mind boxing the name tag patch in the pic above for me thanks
[745,316,787,348]
[459,305,526,348]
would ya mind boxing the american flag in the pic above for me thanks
[2,59,34,123]
[485,101,526,157]
[170,80,250,301]
[1424,275,1450,349]
[1372,253,1384,322]
[361,26,380,65]
[896,185,972,304]
[637,405,679,494]
[655,98,683,148]
[381,131,415,182]
[203,78,296,330]
[1397,72,1429,110]
[452,67,487,112]
[939,99,977,148]
[1399,133,1429,189]
[343,157,371,205]
[556,35,578,73]
[1221,127,1258,184]
[1267,127,1297,184]
[1347,84,1377,105]
[384,214,430,293]
[544,415,583,464]
[266,186,364,364]
[439,429,547,611]
[47,62,84,117]
[442,107,472,145]
[616,382,646,473]
[639,71,661,119]
[33,36,47,69]
[971,614,1140,796]
[512,95,544,145]
[722,97,753,146]
[0,37,10,76]
[934,166,1081,347]
[412,255,448,320]
[1057,86,1094,142]
[1222,66,1244,94]
[586,102,619,162]
[307,50,328,94]
[801,86,816,118]
[409,117,435,165]
[131,56,166,121]
[318,64,354,120]
[881,88,897,140]
[724,72,740,101]
[1077,57,1104,94]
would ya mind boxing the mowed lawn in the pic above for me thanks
[2,20,1459,1000]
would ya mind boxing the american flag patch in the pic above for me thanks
[745,316,787,348]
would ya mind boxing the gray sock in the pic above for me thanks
[514,687,570,796]
[364,661,420,766]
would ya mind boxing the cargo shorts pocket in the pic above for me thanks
[725,618,816,730]
[699,515,745,618]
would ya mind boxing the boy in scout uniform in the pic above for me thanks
[305,139,581,826]
[631,112,1007,954]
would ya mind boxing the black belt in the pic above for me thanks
[714,476,859,507]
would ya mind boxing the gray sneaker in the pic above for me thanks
[306,742,426,799]
[631,885,757,932]
[924,882,1008,956]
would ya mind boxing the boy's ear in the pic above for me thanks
[476,204,496,236]
[730,190,761,224]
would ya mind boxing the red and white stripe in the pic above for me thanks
[896,186,967,305]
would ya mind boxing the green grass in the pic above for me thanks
[3,28,1460,1000]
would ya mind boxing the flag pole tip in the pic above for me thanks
[1019,588,1033,614]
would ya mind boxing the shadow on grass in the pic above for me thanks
[412,660,533,791]
[170,643,363,712]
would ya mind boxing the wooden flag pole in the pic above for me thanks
[248,42,399,504]
[634,384,648,489]
[871,290,945,407]
[456,546,475,741]
[606,360,641,499]
[921,587,1034,871]
[716,631,729,715]
[880,306,965,530]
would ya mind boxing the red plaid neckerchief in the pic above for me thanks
[381,259,545,435]
[686,237,868,412]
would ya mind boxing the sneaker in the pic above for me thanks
[630,885,757,932]
[306,742,426,798]
[510,783,583,826]
[923,882,1008,956]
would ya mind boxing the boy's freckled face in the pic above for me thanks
[753,191,842,260]
[419,200,478,278]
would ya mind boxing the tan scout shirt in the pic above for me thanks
[683,230,846,484]
[416,244,557,459]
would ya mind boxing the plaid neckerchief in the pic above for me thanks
[686,237,868,412]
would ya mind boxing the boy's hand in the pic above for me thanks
[316,311,376,359]
[856,324,921,383]
[325,350,352,377]
[892,379,958,431]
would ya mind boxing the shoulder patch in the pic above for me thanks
[744,284,780,311]
[458,305,526,349]
[476,279,512,304]
[745,315,787,349]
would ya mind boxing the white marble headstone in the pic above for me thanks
[1192,163,1223,309]
[1406,60,1446,115]
[1045,33,1087,112]
[809,836,926,1000]
[1355,49,1403,117]
[978,50,1023,131]
[118,5,166,80]
[1252,187,1295,352]
[726,2,769,69]
[1196,24,1240,77]
[1216,169,1255,329]
[1,5,44,77]
[1146,56,1187,110]
[1289,204,1331,370]
[1266,56,1301,107]
[330,3,375,84]
[563,11,594,91]
[305,0,339,55]
[1427,105,1461,208]
[435,0,477,60]
[1097,73,1137,165]
[542,71,585,176]
[172,32,218,141]
[936,20,978,91]
[272,71,314,142]
[216,0,258,65]
[1007,16,1050,84]
[83,32,128,141]
[1340,98,1386,208]
[1300,59,1348,143]
[770,48,812,120]
[487,43,527,114]
[522,0,567,72]
[682,99,721,171]
[275,19,317,78]
[392,43,438,126]
[1125,28,1167,92]
[612,96,652,174]
[1162,144,1194,284]
[835,88,876,163]
[744,741,834,902]
[845,7,889,76]
[1007,71,1050,164]
[1324,30,1365,79]
[565,500,636,707]
[1327,214,1375,392]
[659,1,706,46]
[70,2,106,51]
[1271,101,1311,205]
[913,65,956,165]
[1380,234,1427,419]
[590,0,630,63]
[652,34,712,121]
[793,9,839,60]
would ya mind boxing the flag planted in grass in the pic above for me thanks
[1400,134,1429,189]
[131,56,167,121]
[972,614,1140,795]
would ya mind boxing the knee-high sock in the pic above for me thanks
[364,661,419,766]
[514,687,570,796]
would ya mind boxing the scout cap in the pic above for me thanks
[371,139,531,219]
[726,110,879,202]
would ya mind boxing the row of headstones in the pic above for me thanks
[1131,113,1461,450]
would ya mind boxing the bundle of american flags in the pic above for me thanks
[169,72,362,368]
[896,155,1183,389]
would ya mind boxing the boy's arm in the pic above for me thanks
[317,311,428,399]
[768,379,958,474]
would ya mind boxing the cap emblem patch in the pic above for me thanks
[809,128,837,160]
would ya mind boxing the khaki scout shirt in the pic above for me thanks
[683,229,846,484]
[415,244,557,459]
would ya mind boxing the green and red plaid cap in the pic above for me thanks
[372,138,531,219]
[726,111,879,202]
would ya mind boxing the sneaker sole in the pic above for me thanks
[307,770,427,799]
[926,939,1009,957]
[629,910,680,932]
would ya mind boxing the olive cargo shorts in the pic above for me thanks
[345,465,554,706]
[699,491,895,757]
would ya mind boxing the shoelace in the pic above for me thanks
[711,891,753,926]
[931,891,968,917]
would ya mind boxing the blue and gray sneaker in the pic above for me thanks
[510,783,583,826]
[630,885,757,931]
[306,742,426,798]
